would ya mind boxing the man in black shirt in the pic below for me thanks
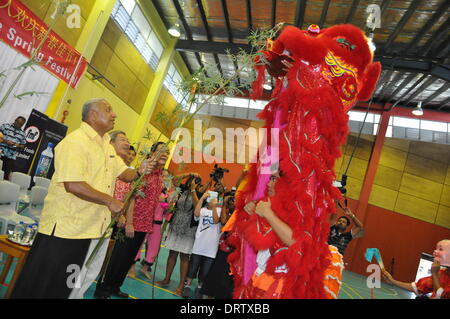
[328,206,364,256]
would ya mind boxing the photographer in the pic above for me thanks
[182,191,222,299]
[200,187,237,299]
[327,202,364,256]
[155,172,203,296]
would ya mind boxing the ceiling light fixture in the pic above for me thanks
[168,23,181,38]
[263,77,272,90]
[412,101,423,116]
[263,83,272,90]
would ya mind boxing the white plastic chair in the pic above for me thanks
[10,172,31,203]
[0,170,3,181]
[0,181,34,261]
[0,158,3,170]
[0,181,34,234]
[24,186,48,221]
[34,176,51,189]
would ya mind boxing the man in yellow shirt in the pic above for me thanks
[11,98,154,299]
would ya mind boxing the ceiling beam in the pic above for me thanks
[221,0,233,42]
[176,39,252,54]
[402,0,450,54]
[172,0,193,39]
[422,82,450,106]
[375,56,450,81]
[429,34,450,59]
[294,0,307,29]
[345,0,360,24]
[395,73,427,101]
[380,0,392,16]
[246,0,253,32]
[179,51,193,74]
[437,96,450,110]
[404,76,438,106]
[172,0,208,76]
[271,0,277,28]
[383,0,422,53]
[376,70,396,101]
[385,73,416,102]
[379,72,404,101]
[176,39,450,81]
[196,0,224,78]
[422,16,450,56]
[220,0,241,85]
[319,0,331,29]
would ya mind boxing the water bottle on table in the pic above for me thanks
[22,225,33,244]
[12,221,26,242]
[35,142,54,177]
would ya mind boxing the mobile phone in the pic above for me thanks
[206,191,218,203]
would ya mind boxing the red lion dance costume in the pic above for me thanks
[227,24,381,299]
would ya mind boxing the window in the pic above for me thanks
[163,63,186,106]
[111,0,164,71]
[249,100,266,110]
[421,120,447,132]
[223,97,249,108]
[392,117,420,129]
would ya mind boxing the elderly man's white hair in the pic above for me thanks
[81,98,107,121]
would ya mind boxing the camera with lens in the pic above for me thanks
[210,164,229,182]
[224,187,236,210]
[194,176,202,185]
[333,174,347,195]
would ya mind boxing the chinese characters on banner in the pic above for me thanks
[0,0,87,88]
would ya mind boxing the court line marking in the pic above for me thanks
[92,280,137,299]
[128,276,181,298]
[339,285,354,299]
[342,282,365,299]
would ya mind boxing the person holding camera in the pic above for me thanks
[155,172,203,295]
[182,191,222,298]
[327,203,364,256]
[200,187,238,299]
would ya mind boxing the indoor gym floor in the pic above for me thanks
[0,243,415,299]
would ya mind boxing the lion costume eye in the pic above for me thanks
[335,37,356,50]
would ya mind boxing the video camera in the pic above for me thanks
[210,164,229,183]
[332,174,347,195]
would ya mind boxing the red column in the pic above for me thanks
[346,105,391,269]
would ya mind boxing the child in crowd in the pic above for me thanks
[182,191,222,299]
[129,189,170,279]
[382,239,450,299]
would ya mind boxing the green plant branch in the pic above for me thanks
[85,23,284,268]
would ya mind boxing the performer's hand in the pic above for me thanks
[107,198,124,218]
[381,269,394,284]
[201,191,210,200]
[139,158,156,175]
[431,260,441,274]
[125,224,134,238]
[190,172,201,179]
[244,200,257,215]
[190,179,199,191]
[342,207,355,218]
[255,199,272,218]
[281,59,294,72]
